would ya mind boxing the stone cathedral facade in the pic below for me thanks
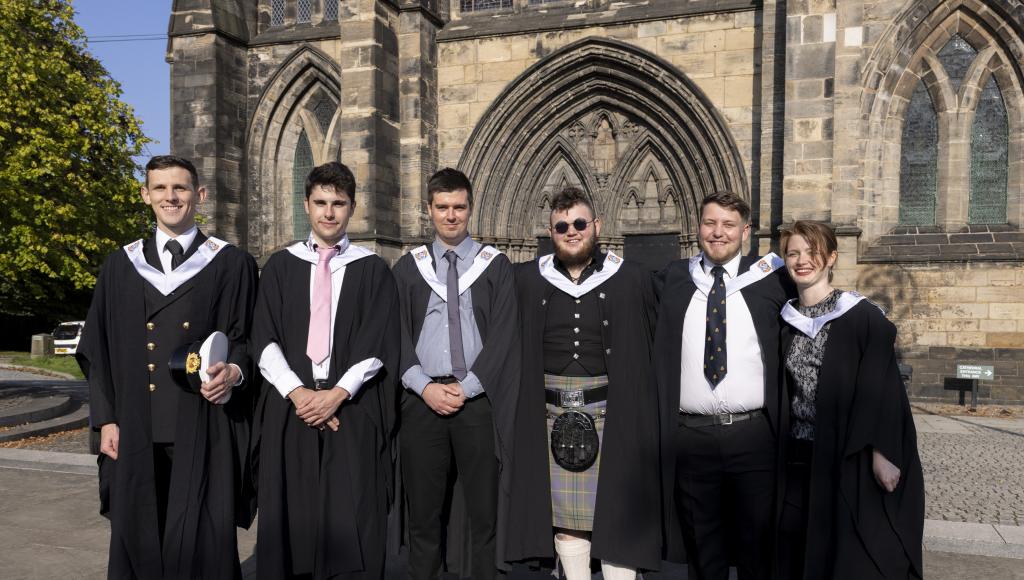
[167,0,1024,402]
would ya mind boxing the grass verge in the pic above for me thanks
[0,351,84,379]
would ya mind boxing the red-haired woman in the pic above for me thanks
[777,220,924,579]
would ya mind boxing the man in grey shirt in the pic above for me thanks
[392,168,519,580]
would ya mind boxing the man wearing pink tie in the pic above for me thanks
[251,161,401,580]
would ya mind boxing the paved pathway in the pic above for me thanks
[916,412,1024,527]
[0,368,57,381]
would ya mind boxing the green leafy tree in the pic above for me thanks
[0,0,150,318]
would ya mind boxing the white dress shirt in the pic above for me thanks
[679,252,765,414]
[154,226,198,274]
[258,235,383,399]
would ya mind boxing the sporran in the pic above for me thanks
[550,410,600,472]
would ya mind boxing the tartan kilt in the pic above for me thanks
[545,374,609,531]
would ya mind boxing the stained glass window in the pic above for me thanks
[293,131,314,240]
[460,0,512,11]
[297,0,312,23]
[313,99,335,135]
[270,0,285,27]
[323,0,338,21]
[937,35,977,95]
[969,76,1008,224]
[899,80,938,225]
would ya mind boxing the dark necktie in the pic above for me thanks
[704,265,727,388]
[444,250,468,380]
[165,239,185,272]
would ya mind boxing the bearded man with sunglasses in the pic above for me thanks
[504,187,661,579]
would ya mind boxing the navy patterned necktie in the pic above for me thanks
[444,250,468,380]
[165,239,185,272]
[705,265,727,388]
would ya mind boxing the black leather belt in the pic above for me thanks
[312,379,330,391]
[430,375,460,385]
[678,409,764,428]
[545,385,609,408]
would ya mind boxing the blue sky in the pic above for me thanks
[73,0,173,159]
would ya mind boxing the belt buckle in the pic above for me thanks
[559,390,584,408]
[313,379,329,391]
[720,413,734,426]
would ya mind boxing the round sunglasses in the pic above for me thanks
[551,218,597,234]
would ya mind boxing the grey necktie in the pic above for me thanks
[444,250,468,380]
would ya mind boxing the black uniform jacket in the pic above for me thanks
[652,254,793,562]
[249,249,400,579]
[391,245,520,568]
[780,300,924,580]
[506,256,662,571]
[77,232,259,579]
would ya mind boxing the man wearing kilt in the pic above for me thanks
[505,187,661,579]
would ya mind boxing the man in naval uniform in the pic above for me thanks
[504,186,661,579]
[251,161,400,580]
[77,155,259,579]
[653,191,793,580]
[392,168,519,580]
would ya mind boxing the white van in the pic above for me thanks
[53,321,85,355]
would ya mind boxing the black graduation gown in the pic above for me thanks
[391,246,520,573]
[250,249,400,580]
[780,300,924,580]
[77,235,259,580]
[506,257,662,571]
[652,255,794,562]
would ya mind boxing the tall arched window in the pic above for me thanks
[293,131,313,240]
[970,76,1009,224]
[899,81,938,225]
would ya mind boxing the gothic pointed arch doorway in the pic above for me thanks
[458,37,748,269]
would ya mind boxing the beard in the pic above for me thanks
[554,233,598,268]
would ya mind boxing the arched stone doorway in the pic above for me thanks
[458,37,748,269]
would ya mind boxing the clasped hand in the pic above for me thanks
[422,382,466,416]
[288,387,348,431]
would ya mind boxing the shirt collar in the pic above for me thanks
[553,244,606,281]
[305,233,350,256]
[702,251,742,279]
[156,225,198,254]
[433,235,477,263]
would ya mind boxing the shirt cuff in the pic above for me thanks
[228,363,244,387]
[335,357,383,398]
[258,343,304,398]
[402,365,432,397]
[460,372,485,399]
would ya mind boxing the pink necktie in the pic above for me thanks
[306,246,338,364]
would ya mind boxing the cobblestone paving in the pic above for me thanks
[917,413,1024,526]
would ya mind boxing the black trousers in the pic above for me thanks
[153,443,174,545]
[673,412,776,580]
[401,394,498,580]
[778,439,812,580]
